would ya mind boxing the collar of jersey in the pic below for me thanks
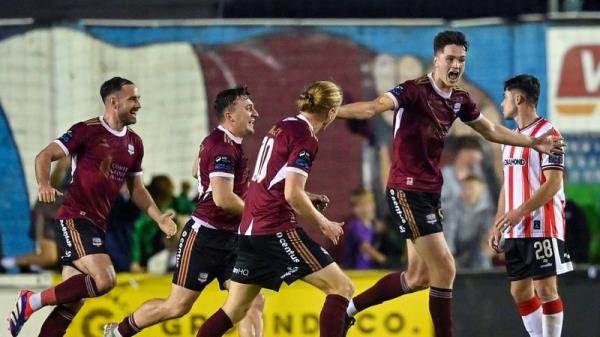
[427,73,452,100]
[217,125,243,144]
[99,115,127,137]
[296,113,314,132]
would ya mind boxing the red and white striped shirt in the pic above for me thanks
[502,117,566,240]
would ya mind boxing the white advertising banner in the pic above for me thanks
[547,27,600,132]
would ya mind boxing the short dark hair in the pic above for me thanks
[100,77,134,103]
[214,86,251,121]
[504,74,540,106]
[434,31,468,54]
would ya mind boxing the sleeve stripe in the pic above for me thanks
[128,171,143,176]
[384,92,399,110]
[541,166,564,171]
[53,139,69,156]
[464,113,484,124]
[285,167,309,177]
[209,172,235,179]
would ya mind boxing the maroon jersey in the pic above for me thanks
[386,73,481,192]
[54,116,144,231]
[239,114,318,235]
[192,125,249,233]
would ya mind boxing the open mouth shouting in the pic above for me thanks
[448,69,461,83]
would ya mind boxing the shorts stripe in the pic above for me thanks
[65,219,86,258]
[398,191,420,238]
[287,230,321,271]
[177,230,198,286]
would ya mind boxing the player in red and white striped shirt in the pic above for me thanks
[490,74,572,337]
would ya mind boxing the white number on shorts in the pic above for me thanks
[534,239,554,260]
[252,137,275,183]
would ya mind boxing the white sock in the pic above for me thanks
[2,257,16,269]
[29,292,42,311]
[346,299,358,317]
[542,298,564,337]
[521,307,543,337]
[543,312,563,337]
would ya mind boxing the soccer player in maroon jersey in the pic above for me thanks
[195,81,354,337]
[489,75,571,337]
[336,31,565,337]
[7,77,178,337]
[102,86,264,337]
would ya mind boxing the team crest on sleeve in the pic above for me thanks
[548,154,564,165]
[128,144,135,155]
[215,155,234,171]
[58,129,74,144]
[294,150,313,169]
[390,85,404,96]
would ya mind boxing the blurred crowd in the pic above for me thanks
[0,135,593,274]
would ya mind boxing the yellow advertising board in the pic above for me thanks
[62,271,432,337]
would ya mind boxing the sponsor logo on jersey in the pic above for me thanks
[128,144,135,155]
[504,158,527,166]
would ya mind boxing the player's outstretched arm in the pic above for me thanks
[284,172,343,244]
[211,176,244,215]
[468,116,564,155]
[127,174,177,238]
[336,94,395,120]
[35,142,66,203]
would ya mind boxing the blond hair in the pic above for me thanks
[296,81,343,116]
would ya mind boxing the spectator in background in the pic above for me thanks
[130,175,176,273]
[565,199,590,263]
[441,136,490,254]
[344,188,388,269]
[1,156,70,272]
[105,185,140,272]
[173,180,195,216]
[452,175,495,270]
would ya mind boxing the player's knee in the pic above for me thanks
[535,284,558,302]
[406,269,430,290]
[92,273,116,295]
[331,274,355,298]
[436,253,456,279]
